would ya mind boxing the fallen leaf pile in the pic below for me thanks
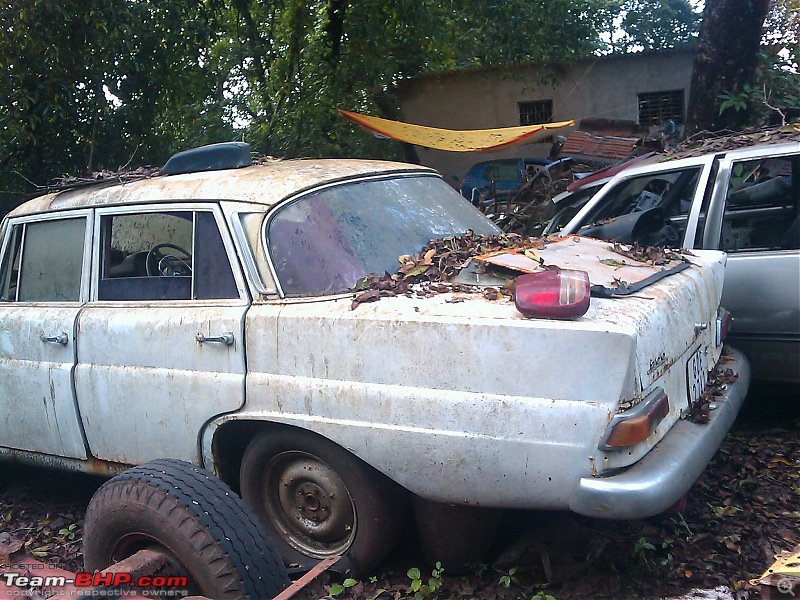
[350,231,694,310]
[608,241,692,266]
[667,123,800,159]
[350,231,543,309]
[0,468,99,572]
[688,352,741,424]
[481,159,593,232]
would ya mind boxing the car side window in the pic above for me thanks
[485,162,520,185]
[577,167,703,246]
[97,210,238,301]
[720,155,799,252]
[587,167,702,225]
[0,218,86,302]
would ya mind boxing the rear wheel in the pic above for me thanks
[83,458,289,599]
[240,429,405,575]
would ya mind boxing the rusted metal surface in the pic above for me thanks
[8,160,434,218]
[74,304,247,464]
[271,556,341,600]
[102,548,169,579]
[569,347,749,519]
[1,156,748,527]
[206,248,730,509]
[0,448,129,476]
[0,304,88,459]
[561,130,641,164]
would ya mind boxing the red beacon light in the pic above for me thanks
[514,269,591,320]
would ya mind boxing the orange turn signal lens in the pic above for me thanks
[600,389,670,450]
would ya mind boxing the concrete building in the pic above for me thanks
[394,47,696,184]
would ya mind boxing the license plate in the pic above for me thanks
[686,348,707,405]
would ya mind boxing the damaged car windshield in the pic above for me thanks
[267,174,499,296]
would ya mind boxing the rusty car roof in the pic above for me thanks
[8,159,435,218]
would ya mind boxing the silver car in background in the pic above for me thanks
[555,141,800,383]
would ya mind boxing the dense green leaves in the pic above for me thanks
[0,0,796,215]
[0,0,230,212]
[614,0,699,51]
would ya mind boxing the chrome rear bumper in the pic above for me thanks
[569,347,750,519]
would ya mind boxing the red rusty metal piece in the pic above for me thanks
[0,537,171,599]
[0,534,335,600]
[271,555,342,600]
[102,547,169,578]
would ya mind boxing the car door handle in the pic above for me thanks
[195,332,234,346]
[40,332,69,345]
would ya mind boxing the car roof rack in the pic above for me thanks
[162,142,252,175]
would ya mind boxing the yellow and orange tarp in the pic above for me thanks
[339,110,574,152]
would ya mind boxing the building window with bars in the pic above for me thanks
[519,100,553,126]
[638,90,685,126]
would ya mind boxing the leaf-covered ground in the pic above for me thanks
[0,387,797,600]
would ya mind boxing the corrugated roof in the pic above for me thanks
[561,130,639,161]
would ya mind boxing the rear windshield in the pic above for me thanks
[267,174,499,296]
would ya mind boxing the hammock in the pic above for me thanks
[339,110,574,152]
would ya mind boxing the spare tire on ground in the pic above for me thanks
[83,458,290,599]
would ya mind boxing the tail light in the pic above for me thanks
[600,388,670,450]
[514,269,590,320]
[715,308,732,346]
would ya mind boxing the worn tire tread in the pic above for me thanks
[84,458,289,599]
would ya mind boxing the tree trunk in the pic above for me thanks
[685,0,770,134]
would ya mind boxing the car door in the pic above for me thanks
[74,204,250,465]
[702,147,800,382]
[0,212,91,459]
[563,156,715,247]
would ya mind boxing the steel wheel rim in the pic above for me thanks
[263,450,357,557]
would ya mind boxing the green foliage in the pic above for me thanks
[717,49,800,126]
[496,566,519,588]
[406,562,443,599]
[719,84,759,115]
[329,577,358,596]
[0,0,626,205]
[531,592,558,600]
[613,0,700,51]
[465,561,489,577]
[670,513,694,539]
[634,535,674,569]
[58,523,78,540]
[0,0,231,214]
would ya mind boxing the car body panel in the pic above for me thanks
[0,209,94,459]
[459,158,551,202]
[570,347,749,518]
[9,160,432,218]
[559,142,800,382]
[74,303,248,463]
[0,158,750,522]
[218,248,728,507]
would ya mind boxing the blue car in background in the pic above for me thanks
[457,157,552,204]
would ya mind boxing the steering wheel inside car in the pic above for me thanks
[146,243,193,277]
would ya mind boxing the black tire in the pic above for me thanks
[240,429,405,575]
[83,458,289,599]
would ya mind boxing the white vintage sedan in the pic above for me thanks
[0,143,749,574]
